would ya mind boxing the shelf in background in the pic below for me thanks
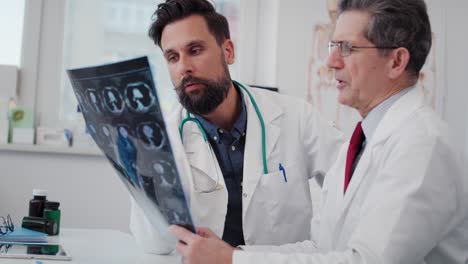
[0,143,103,156]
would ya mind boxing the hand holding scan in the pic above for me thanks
[170,225,234,264]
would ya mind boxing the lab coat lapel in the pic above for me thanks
[333,86,426,232]
[340,146,372,211]
[180,112,222,185]
[242,87,282,213]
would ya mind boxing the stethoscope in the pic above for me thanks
[178,80,268,193]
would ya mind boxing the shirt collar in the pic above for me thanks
[194,83,247,143]
[362,86,414,142]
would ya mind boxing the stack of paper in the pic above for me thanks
[0,227,48,244]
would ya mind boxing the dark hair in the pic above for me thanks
[149,0,230,47]
[338,0,432,77]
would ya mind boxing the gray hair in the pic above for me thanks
[338,0,432,78]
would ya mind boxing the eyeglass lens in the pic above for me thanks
[0,215,14,235]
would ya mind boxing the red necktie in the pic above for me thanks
[344,122,365,193]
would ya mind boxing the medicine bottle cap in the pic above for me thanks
[45,201,60,210]
[32,189,48,197]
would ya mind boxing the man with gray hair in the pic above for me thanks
[170,0,468,263]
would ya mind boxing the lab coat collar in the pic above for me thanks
[336,86,427,222]
[370,86,424,146]
[361,87,412,145]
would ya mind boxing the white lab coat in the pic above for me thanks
[234,86,468,264]
[130,83,344,254]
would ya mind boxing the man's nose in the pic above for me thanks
[326,46,344,70]
[178,54,193,76]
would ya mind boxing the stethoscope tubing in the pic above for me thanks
[178,80,268,175]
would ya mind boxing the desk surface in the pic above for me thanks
[0,228,180,264]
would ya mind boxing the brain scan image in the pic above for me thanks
[136,122,165,150]
[87,123,97,138]
[102,125,110,137]
[68,56,194,232]
[86,89,102,114]
[75,92,89,113]
[170,211,181,223]
[116,125,141,188]
[118,126,128,138]
[100,124,114,147]
[124,82,155,113]
[161,197,189,223]
[140,175,159,206]
[152,160,177,188]
[102,86,124,114]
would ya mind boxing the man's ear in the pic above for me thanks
[387,47,410,79]
[222,39,235,65]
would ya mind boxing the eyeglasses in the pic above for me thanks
[0,243,12,253]
[328,41,398,57]
[0,215,14,235]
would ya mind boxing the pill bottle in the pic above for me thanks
[44,201,61,235]
[29,189,48,217]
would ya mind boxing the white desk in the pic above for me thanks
[0,228,180,264]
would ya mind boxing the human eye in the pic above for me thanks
[189,46,203,55]
[343,41,354,52]
[335,41,354,56]
[166,53,178,63]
